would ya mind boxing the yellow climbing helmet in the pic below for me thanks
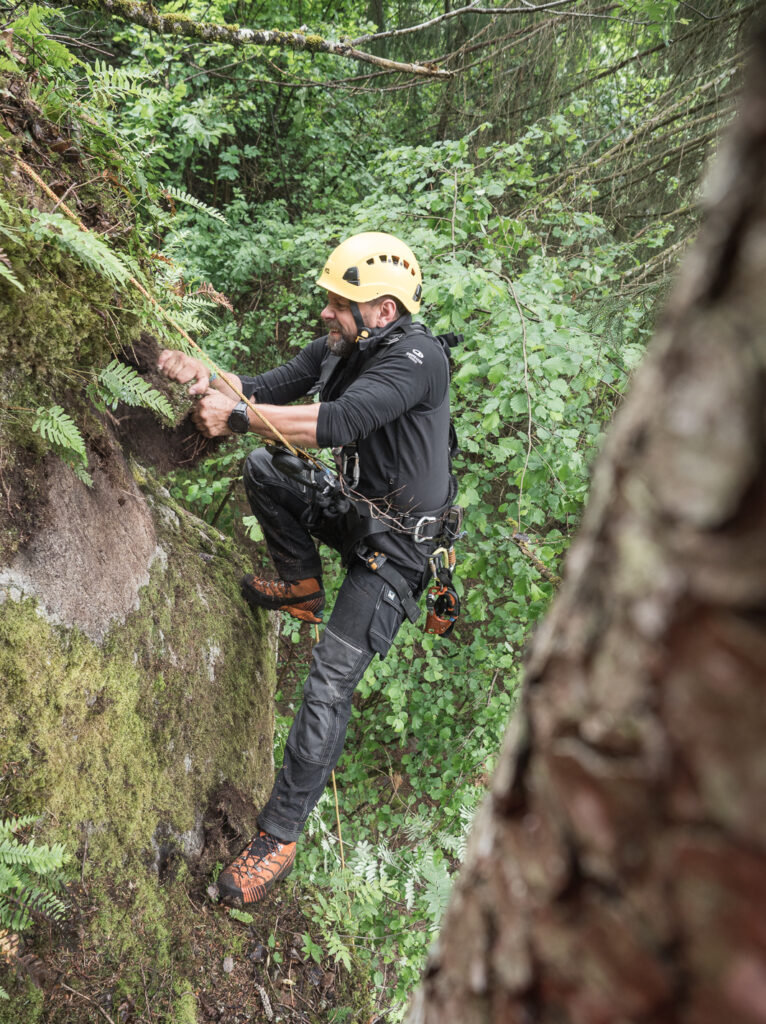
[317,232,423,313]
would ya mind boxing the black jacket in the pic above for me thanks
[240,316,453,518]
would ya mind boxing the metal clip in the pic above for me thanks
[344,449,360,489]
[429,546,449,577]
[413,515,438,544]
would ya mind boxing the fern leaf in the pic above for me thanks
[195,282,234,312]
[29,211,130,286]
[94,360,173,421]
[14,884,67,925]
[32,406,87,464]
[404,876,417,911]
[162,186,227,224]
[0,817,37,838]
[0,251,24,292]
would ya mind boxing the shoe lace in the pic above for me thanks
[242,831,280,868]
[252,577,290,598]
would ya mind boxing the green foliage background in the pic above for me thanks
[0,0,752,1015]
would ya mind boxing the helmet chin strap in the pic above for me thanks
[349,301,369,343]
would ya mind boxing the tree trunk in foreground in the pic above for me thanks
[409,27,766,1024]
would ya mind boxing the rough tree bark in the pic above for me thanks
[408,26,766,1024]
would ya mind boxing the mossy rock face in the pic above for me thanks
[0,442,276,871]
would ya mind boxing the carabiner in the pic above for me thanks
[413,515,438,544]
[429,546,449,577]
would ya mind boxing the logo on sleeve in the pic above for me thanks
[406,348,424,365]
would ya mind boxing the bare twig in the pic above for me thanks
[510,532,561,585]
[47,32,115,56]
[59,983,117,1024]
[352,0,626,45]
[451,169,459,253]
[139,961,153,1023]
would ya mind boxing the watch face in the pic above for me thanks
[229,402,249,434]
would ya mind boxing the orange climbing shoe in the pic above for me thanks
[240,573,324,624]
[218,831,296,906]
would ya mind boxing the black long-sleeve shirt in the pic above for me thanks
[240,317,453,517]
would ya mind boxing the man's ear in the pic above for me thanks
[376,297,399,326]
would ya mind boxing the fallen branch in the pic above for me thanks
[47,0,453,77]
[510,531,561,585]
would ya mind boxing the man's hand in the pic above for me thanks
[158,349,212,396]
[191,390,239,438]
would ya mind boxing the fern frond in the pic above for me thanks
[93,360,173,421]
[162,186,227,224]
[29,211,130,286]
[0,817,38,839]
[32,406,87,464]
[178,295,218,312]
[163,310,211,336]
[84,60,152,110]
[420,852,452,926]
[0,198,23,243]
[195,282,234,312]
[14,883,68,925]
[404,876,417,911]
[0,814,70,946]
[0,251,24,292]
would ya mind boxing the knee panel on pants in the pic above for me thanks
[286,627,372,765]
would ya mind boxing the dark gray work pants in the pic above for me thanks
[243,448,425,842]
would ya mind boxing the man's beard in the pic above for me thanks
[326,331,357,358]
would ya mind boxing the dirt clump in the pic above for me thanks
[116,332,223,473]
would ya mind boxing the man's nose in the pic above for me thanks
[320,304,333,320]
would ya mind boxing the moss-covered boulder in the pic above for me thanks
[0,73,283,1015]
[0,448,275,870]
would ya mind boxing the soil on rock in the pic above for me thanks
[116,331,223,474]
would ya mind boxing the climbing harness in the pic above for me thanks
[270,444,465,637]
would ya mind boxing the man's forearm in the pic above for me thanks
[247,403,319,448]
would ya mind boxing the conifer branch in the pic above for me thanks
[47,0,453,78]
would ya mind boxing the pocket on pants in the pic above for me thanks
[368,583,405,659]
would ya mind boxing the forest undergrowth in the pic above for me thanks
[0,0,754,1017]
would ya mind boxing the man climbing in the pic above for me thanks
[158,232,457,905]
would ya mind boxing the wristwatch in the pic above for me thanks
[227,400,250,435]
